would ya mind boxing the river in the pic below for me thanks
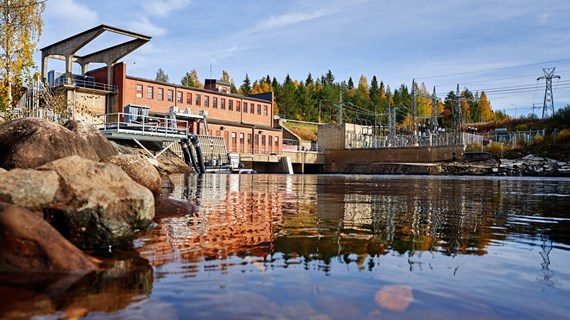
[4,174,570,319]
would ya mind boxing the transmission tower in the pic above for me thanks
[537,67,561,119]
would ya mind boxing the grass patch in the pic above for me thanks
[282,122,318,141]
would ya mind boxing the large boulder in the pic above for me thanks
[155,195,198,218]
[0,117,116,170]
[103,154,162,197]
[0,202,99,273]
[0,168,59,214]
[64,120,117,161]
[38,156,154,249]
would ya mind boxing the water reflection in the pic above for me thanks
[130,174,570,319]
[138,174,284,267]
[0,249,153,319]
[139,175,570,273]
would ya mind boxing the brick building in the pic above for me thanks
[41,24,282,157]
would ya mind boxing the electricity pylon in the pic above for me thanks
[537,67,561,119]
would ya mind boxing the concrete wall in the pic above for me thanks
[318,124,346,150]
[318,123,371,150]
[65,90,107,123]
[323,145,464,173]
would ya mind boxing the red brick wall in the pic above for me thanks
[110,62,281,154]
[121,72,273,128]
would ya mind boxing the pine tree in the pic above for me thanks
[305,73,314,86]
[278,74,297,119]
[324,70,335,85]
[370,76,380,109]
[295,81,316,121]
[155,68,169,83]
[347,77,354,90]
[240,74,252,95]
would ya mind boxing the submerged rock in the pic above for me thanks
[155,195,198,218]
[0,202,99,273]
[38,156,154,249]
[374,284,414,311]
[103,154,162,197]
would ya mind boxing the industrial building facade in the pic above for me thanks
[40,25,282,156]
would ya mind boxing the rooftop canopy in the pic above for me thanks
[41,24,151,85]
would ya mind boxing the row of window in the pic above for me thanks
[136,84,269,116]
[229,132,279,146]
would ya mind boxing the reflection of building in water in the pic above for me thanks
[139,174,285,267]
[312,177,499,258]
[139,175,562,274]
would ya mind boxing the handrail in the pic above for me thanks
[93,112,188,137]
[52,77,118,93]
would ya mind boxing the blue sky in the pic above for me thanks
[38,0,570,117]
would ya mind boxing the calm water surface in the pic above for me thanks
[6,174,570,319]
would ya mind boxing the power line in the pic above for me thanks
[415,58,570,80]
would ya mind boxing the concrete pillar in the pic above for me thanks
[107,63,114,87]
[65,54,74,85]
[41,54,49,82]
[81,62,89,75]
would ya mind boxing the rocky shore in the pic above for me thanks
[441,153,570,176]
[0,117,198,317]
[343,152,570,176]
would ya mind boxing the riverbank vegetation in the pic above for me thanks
[466,105,570,160]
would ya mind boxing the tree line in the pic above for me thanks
[159,68,499,129]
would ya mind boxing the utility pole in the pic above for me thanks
[338,87,343,125]
[411,79,418,145]
[388,103,396,146]
[454,84,463,145]
[431,86,438,131]
[537,67,561,119]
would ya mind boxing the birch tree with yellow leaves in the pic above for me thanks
[0,0,45,109]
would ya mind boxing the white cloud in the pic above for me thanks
[127,16,167,37]
[43,0,98,30]
[141,0,192,18]
[257,8,335,30]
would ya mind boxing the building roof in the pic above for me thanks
[41,24,151,77]
[126,74,274,104]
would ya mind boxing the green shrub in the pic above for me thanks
[487,143,505,158]
[532,135,544,145]
[557,129,570,142]
[465,143,482,152]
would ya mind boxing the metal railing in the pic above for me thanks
[93,112,188,138]
[52,77,118,93]
[344,131,463,149]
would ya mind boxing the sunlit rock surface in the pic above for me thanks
[38,156,154,249]
[104,154,162,197]
[0,169,59,213]
[0,202,99,273]
[0,117,116,170]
